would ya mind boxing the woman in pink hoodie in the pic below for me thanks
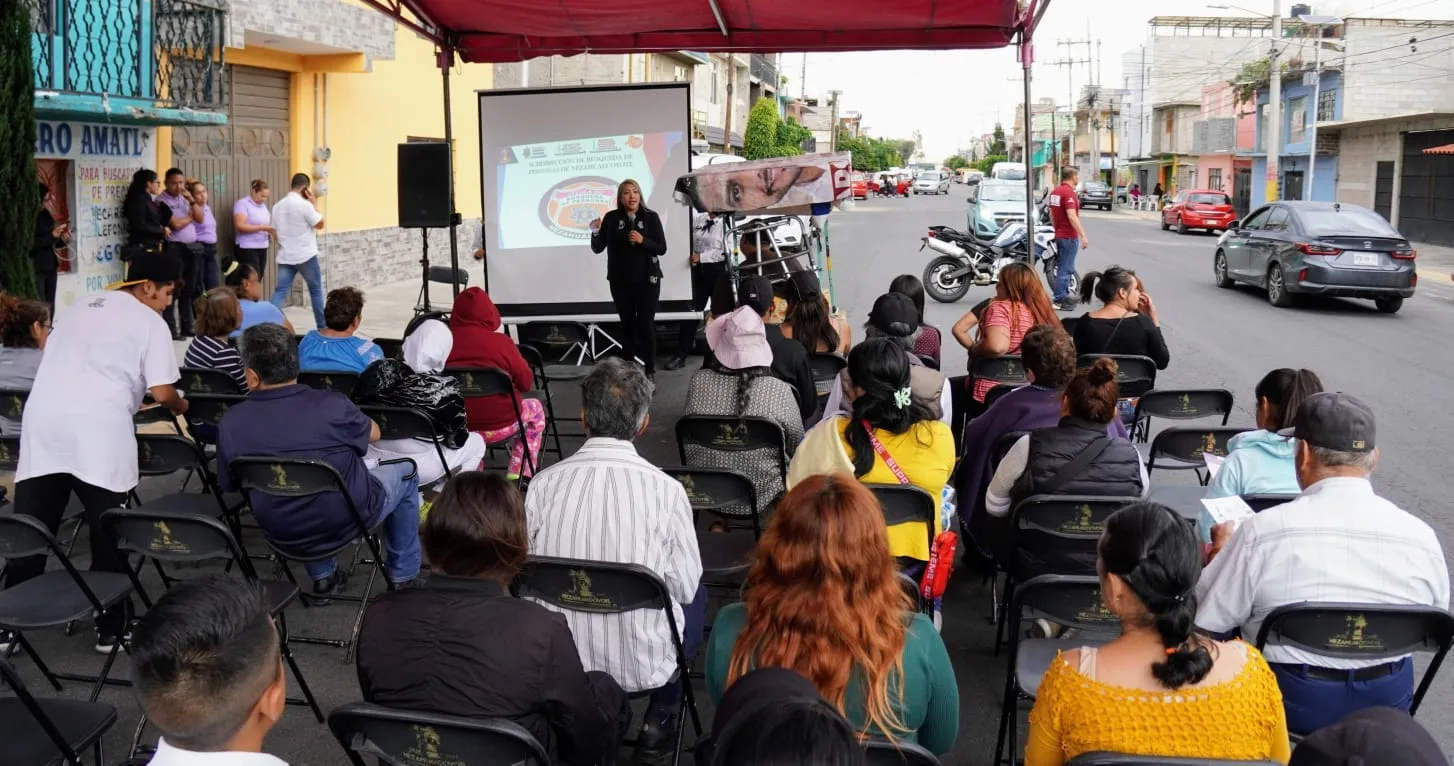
[446,287,545,478]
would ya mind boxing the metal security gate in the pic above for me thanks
[1399,130,1454,245]
[1232,167,1251,217]
[1374,161,1395,221]
[172,66,292,293]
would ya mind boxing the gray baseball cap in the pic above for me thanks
[1279,391,1376,453]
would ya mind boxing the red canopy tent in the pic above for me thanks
[355,0,1052,292]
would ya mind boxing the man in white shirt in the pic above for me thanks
[1196,392,1449,735]
[664,210,727,371]
[268,173,326,330]
[132,575,289,765]
[3,252,189,654]
[524,357,703,765]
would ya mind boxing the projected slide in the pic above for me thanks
[496,131,685,249]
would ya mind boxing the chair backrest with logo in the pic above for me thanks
[664,466,759,531]
[177,367,242,395]
[675,415,789,485]
[298,371,361,397]
[1008,495,1139,581]
[1077,355,1158,398]
[1130,389,1234,441]
[969,355,1027,390]
[328,701,549,766]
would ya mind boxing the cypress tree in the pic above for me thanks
[0,1,39,298]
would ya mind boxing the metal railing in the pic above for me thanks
[750,53,778,85]
[152,0,225,110]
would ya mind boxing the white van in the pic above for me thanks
[990,162,1027,182]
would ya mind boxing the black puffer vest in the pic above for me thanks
[1012,416,1143,503]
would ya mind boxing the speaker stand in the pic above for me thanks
[414,229,433,316]
[579,323,625,363]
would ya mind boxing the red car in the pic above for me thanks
[851,172,873,200]
[1161,189,1237,234]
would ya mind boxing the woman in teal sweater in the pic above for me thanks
[704,474,960,754]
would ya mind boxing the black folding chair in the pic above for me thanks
[983,383,1018,410]
[329,701,549,766]
[1077,354,1159,398]
[1067,754,1282,766]
[664,467,761,590]
[518,344,573,459]
[1241,494,1296,512]
[100,509,325,756]
[0,435,88,558]
[867,484,939,579]
[1254,602,1454,722]
[1130,389,1234,443]
[298,370,361,397]
[1145,427,1250,485]
[182,392,247,437]
[969,355,1027,393]
[228,456,414,662]
[357,405,457,483]
[176,367,243,395]
[444,366,535,478]
[807,352,848,412]
[675,415,789,510]
[372,337,405,361]
[135,434,242,532]
[0,515,134,702]
[513,556,704,766]
[0,387,28,422]
[864,738,941,765]
[994,575,1121,766]
[416,266,469,316]
[0,658,116,766]
[517,321,596,377]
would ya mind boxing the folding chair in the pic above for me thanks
[329,701,549,766]
[0,658,116,766]
[518,320,597,372]
[100,509,325,757]
[444,366,535,478]
[0,515,135,702]
[0,387,28,423]
[518,343,573,459]
[1254,602,1454,721]
[0,435,88,558]
[372,337,405,361]
[1145,427,1250,485]
[993,575,1121,766]
[513,556,705,766]
[1241,494,1296,512]
[416,266,470,316]
[357,405,457,482]
[228,456,413,662]
[176,367,243,395]
[675,415,789,510]
[181,392,247,438]
[298,371,361,397]
[135,434,242,533]
[1067,754,1282,766]
[864,738,941,765]
[807,352,847,413]
[1129,389,1234,443]
[404,311,450,339]
[983,383,1018,410]
[1077,354,1159,398]
[663,467,761,591]
[967,356,1026,431]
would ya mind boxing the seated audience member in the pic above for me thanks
[524,357,704,764]
[224,261,293,338]
[958,326,1127,555]
[358,472,629,765]
[1026,502,1290,766]
[821,293,951,427]
[781,270,850,356]
[708,667,866,766]
[185,287,247,391]
[217,323,422,595]
[353,319,486,488]
[707,476,959,752]
[1290,707,1445,766]
[7,251,188,653]
[707,275,816,422]
[789,338,955,563]
[130,575,288,764]
[984,358,1146,575]
[1072,267,1170,369]
[685,305,805,507]
[1197,392,1449,736]
[297,286,383,373]
[889,273,943,367]
[446,286,546,480]
[949,262,1058,422]
[0,295,50,434]
[1204,368,1323,502]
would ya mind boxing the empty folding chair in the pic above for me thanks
[0,435,87,557]
[664,467,760,592]
[1145,426,1250,485]
[135,434,242,532]
[1129,389,1234,443]
[176,367,243,395]
[0,657,116,766]
[329,701,549,766]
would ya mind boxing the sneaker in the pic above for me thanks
[95,628,131,655]
[1052,300,1079,312]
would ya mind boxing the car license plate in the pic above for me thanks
[1353,252,1380,266]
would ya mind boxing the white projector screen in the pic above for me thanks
[478,83,693,318]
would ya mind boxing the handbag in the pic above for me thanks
[861,421,959,601]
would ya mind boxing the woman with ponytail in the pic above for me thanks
[223,260,293,338]
[787,337,954,562]
[1073,266,1170,370]
[1205,368,1324,505]
[685,305,804,510]
[0,296,51,434]
[1025,501,1291,765]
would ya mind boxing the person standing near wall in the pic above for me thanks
[157,168,200,338]
[187,180,222,303]
[32,183,67,307]
[232,179,274,280]
[270,173,326,330]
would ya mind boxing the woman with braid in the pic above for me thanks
[1025,502,1290,765]
[683,305,803,510]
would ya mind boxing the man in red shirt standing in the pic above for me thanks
[1047,166,1090,310]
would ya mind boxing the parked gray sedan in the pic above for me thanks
[1213,201,1417,313]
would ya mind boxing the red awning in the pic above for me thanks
[1424,143,1454,155]
[381,0,1027,63]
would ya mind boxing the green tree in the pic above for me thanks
[743,97,783,160]
[990,123,1007,157]
[893,139,917,165]
[973,154,1009,175]
[776,117,810,157]
[944,155,969,170]
[0,1,38,298]
[1229,58,1282,105]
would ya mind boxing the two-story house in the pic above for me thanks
[1191,82,1257,214]
[1245,65,1343,208]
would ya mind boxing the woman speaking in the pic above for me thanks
[591,179,667,379]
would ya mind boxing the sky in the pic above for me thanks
[794,0,1454,161]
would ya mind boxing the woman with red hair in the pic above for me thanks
[704,474,960,754]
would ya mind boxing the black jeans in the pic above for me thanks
[673,261,726,359]
[161,242,200,335]
[5,473,131,634]
[33,268,57,308]
[609,279,661,375]
[196,242,222,294]
[233,247,267,282]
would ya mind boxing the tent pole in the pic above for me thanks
[1021,32,1035,253]
[440,43,463,298]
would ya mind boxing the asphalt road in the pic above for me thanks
[10,189,1454,765]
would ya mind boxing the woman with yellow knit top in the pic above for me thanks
[1026,502,1291,766]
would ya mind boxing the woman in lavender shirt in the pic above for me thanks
[232,179,274,279]
[187,180,222,297]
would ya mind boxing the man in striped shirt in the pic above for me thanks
[524,358,703,764]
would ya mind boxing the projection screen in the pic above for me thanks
[478,82,693,318]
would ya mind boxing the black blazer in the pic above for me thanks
[124,191,167,247]
[590,207,666,285]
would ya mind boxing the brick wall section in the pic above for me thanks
[282,219,483,306]
[1335,116,1454,225]
[1341,20,1454,122]
[227,0,395,65]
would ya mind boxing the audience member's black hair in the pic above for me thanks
[240,323,299,385]
[1256,368,1324,431]
[1019,325,1076,389]
[888,274,927,326]
[224,261,258,294]
[290,173,310,191]
[129,575,280,751]
[323,287,366,331]
[709,697,866,766]
[1079,265,1138,306]
[844,338,935,477]
[1099,502,1215,689]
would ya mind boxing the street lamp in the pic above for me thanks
[1209,2,1283,201]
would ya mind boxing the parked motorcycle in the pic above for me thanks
[920,225,1016,303]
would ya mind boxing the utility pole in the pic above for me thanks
[724,56,737,155]
[1267,0,1283,202]
[1048,48,1091,177]
[828,89,843,153]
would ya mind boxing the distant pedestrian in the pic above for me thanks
[157,168,199,338]
[186,180,222,306]
[270,173,326,330]
[1048,166,1089,311]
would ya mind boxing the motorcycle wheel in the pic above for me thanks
[923,255,973,303]
[1043,257,1080,297]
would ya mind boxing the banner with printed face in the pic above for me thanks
[673,152,853,216]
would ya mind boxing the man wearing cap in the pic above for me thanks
[1196,392,1449,736]
[664,210,727,372]
[820,292,951,428]
[2,251,190,655]
[1290,707,1446,766]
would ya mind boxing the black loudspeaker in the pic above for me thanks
[397,142,452,228]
